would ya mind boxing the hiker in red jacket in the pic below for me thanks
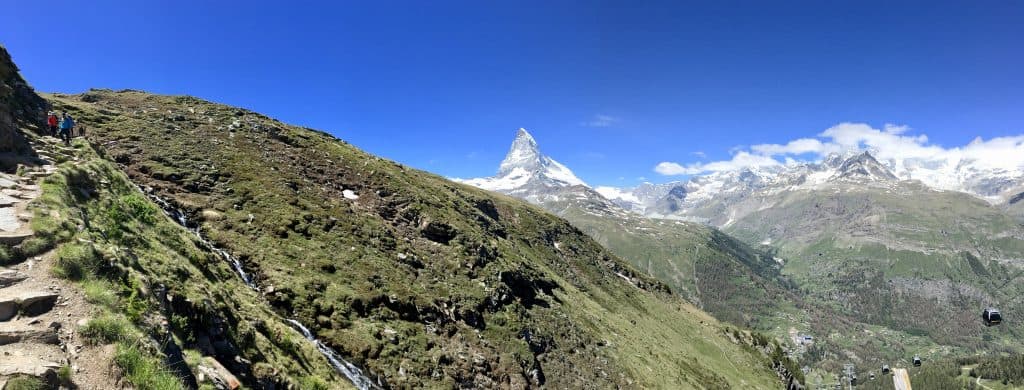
[46,112,58,136]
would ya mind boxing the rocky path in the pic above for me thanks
[0,136,120,389]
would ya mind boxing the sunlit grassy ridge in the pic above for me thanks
[26,142,350,388]
[554,201,802,329]
[46,89,785,388]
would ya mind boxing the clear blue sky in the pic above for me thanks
[4,1,1022,186]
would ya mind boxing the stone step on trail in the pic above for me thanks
[23,171,49,180]
[0,195,17,207]
[17,291,60,316]
[0,271,28,288]
[0,320,60,345]
[0,355,61,384]
[2,189,32,200]
[0,231,33,246]
[0,291,59,321]
[0,178,18,190]
[0,301,12,321]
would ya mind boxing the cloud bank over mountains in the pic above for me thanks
[655,122,1024,176]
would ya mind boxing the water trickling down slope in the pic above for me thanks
[142,189,381,389]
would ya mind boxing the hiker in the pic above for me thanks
[58,112,74,145]
[46,112,58,136]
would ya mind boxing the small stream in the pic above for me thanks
[286,319,381,390]
[145,194,256,289]
[141,189,382,389]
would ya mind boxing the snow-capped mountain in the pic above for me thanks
[459,129,1024,228]
[832,151,898,182]
[603,149,1024,222]
[457,128,593,205]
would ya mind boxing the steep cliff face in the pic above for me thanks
[0,46,46,159]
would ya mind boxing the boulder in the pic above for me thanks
[15,291,59,316]
[0,322,59,345]
[0,355,60,385]
[197,356,241,390]
[0,270,27,288]
[0,300,14,321]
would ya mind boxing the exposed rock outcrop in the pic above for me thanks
[0,46,47,160]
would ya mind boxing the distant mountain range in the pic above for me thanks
[460,128,1024,381]
[597,145,1024,224]
[460,128,1024,225]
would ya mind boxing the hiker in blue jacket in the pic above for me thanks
[58,112,74,145]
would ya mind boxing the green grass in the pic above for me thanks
[79,313,132,344]
[719,185,1024,370]
[24,121,346,389]
[51,242,101,280]
[82,279,119,308]
[3,376,45,390]
[298,376,331,390]
[58,364,73,386]
[40,89,788,388]
[0,243,16,265]
[18,236,52,258]
[183,349,202,369]
[114,343,184,390]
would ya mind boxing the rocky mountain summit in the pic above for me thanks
[457,128,593,205]
[832,151,898,182]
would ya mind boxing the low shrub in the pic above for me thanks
[80,314,131,344]
[114,343,184,390]
[51,242,102,280]
[4,375,45,390]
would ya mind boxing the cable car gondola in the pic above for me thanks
[912,355,922,367]
[983,308,1002,326]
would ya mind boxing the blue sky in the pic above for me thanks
[4,1,1023,186]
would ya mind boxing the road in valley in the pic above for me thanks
[893,368,912,390]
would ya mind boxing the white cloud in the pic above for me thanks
[595,186,640,203]
[582,114,618,127]
[656,152,781,175]
[654,122,1024,176]
[654,162,688,175]
[750,138,828,156]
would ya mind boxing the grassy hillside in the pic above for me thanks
[548,194,801,329]
[723,184,1024,369]
[25,142,351,388]
[47,89,783,388]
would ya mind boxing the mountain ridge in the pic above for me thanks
[605,148,1024,219]
[45,88,787,389]
[461,127,1024,383]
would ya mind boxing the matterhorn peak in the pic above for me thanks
[456,128,587,201]
[499,128,543,176]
